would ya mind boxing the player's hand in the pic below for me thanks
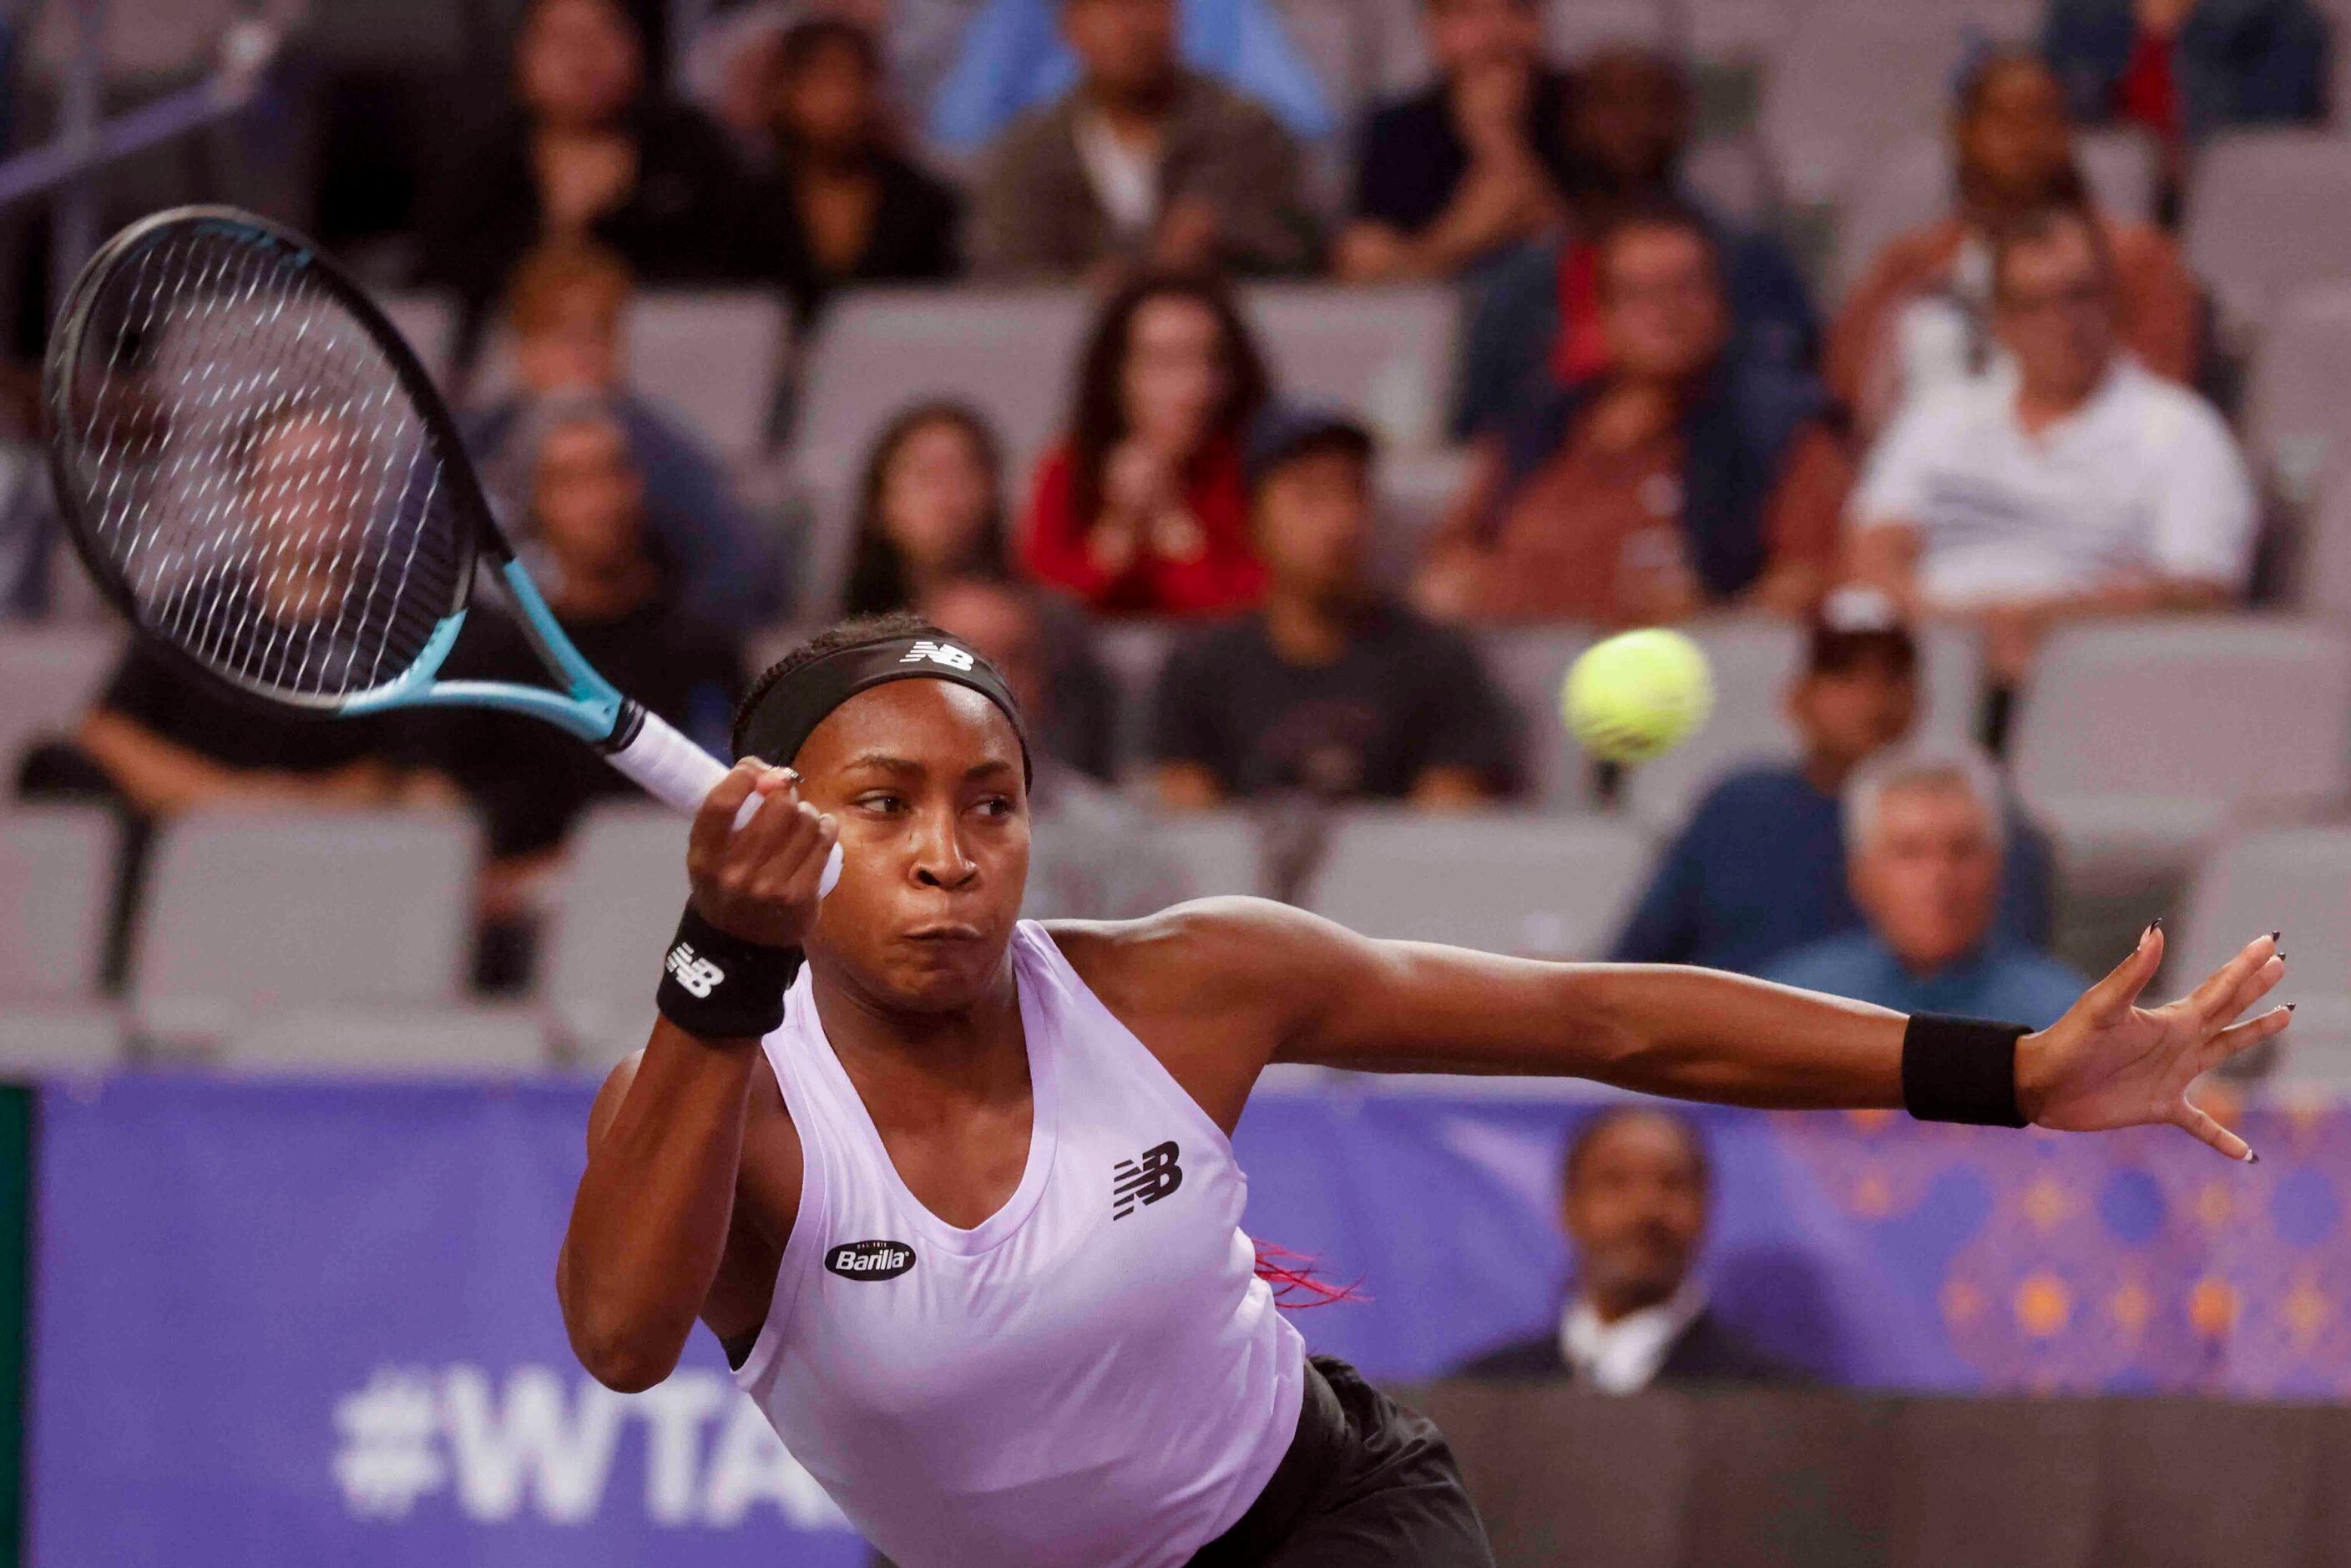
[686,760,837,949]
[2017,925,2289,1161]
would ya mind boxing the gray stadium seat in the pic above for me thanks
[2246,285,2351,513]
[1762,3,2037,207]
[1306,809,1653,959]
[0,623,122,781]
[1371,448,1474,592]
[0,807,115,1002]
[2011,619,2351,883]
[1832,129,2158,299]
[788,289,1090,615]
[1543,0,1668,58]
[0,807,125,1073]
[2295,464,2351,620]
[1152,812,1267,898]
[1474,625,1600,811]
[373,289,462,391]
[625,291,792,466]
[1241,284,1458,451]
[2174,826,2351,991]
[539,803,693,1068]
[2268,994,2351,1091]
[1620,617,1984,835]
[1092,620,1181,781]
[2185,132,2351,322]
[221,1005,550,1076]
[133,808,478,1048]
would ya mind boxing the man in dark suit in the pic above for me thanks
[1455,1105,1802,1389]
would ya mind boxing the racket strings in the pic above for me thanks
[58,225,468,701]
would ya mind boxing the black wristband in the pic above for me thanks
[1901,1014,2030,1127]
[655,904,802,1041]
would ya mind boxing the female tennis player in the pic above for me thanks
[557,614,2287,1568]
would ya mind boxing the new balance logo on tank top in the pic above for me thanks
[732,922,1307,1568]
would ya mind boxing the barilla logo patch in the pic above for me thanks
[825,1240,917,1281]
[899,640,975,671]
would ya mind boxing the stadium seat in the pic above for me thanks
[788,288,1090,614]
[0,623,121,783]
[1831,129,2158,298]
[2185,132,2351,322]
[0,807,116,1002]
[1241,284,1458,451]
[220,1005,551,1076]
[1091,619,1182,781]
[133,808,479,1049]
[1371,447,1474,591]
[1306,809,1653,959]
[1762,2,2038,208]
[1152,812,1267,898]
[2174,825,2351,987]
[2294,464,2351,620]
[2244,285,2351,513]
[539,803,695,1069]
[1473,625,1600,811]
[624,291,792,466]
[1543,0,1668,58]
[372,289,462,390]
[1620,617,1985,835]
[2010,619,2351,884]
[2268,994,2351,1091]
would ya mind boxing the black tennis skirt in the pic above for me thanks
[1184,1354,1494,1567]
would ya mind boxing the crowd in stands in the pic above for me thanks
[4,0,2341,1047]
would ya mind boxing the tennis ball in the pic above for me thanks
[1562,628,1714,765]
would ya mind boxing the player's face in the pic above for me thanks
[795,680,1032,1013]
[1564,1114,1707,1313]
[1852,784,2003,972]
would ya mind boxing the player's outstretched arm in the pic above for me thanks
[558,761,834,1392]
[1179,900,2288,1161]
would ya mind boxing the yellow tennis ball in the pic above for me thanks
[1562,628,1715,764]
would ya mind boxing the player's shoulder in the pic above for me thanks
[1047,898,1361,1014]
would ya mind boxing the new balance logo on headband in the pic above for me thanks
[665,942,726,999]
[901,640,976,672]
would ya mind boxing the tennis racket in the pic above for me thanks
[45,205,835,886]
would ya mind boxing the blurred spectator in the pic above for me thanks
[756,18,962,321]
[968,0,1321,281]
[849,402,1120,776]
[21,409,453,817]
[932,0,1336,153]
[1611,589,2053,974]
[417,0,761,325]
[1824,49,2201,438]
[1334,0,1572,284]
[2045,0,2327,149]
[924,575,1187,918]
[687,1,979,160]
[442,399,742,953]
[0,363,58,616]
[1845,205,2255,690]
[1453,48,1818,438]
[1764,747,2086,1026]
[464,241,781,631]
[1151,407,1516,807]
[1419,205,1848,626]
[1456,1107,1802,1389]
[1021,273,1272,615]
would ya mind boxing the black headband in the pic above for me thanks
[736,636,1034,784]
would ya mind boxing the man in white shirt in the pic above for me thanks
[1845,204,2256,686]
[1454,1106,1802,1391]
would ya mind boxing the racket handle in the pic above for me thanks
[604,707,842,898]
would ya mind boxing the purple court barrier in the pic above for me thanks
[30,1075,2351,1565]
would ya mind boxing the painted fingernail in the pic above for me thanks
[2271,930,2283,943]
[2244,1150,2262,1165]
[2288,1003,2298,1013]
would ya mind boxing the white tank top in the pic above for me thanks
[732,921,1307,1568]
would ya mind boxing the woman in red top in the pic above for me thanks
[1021,272,1272,616]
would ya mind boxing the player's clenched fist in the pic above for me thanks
[686,759,837,949]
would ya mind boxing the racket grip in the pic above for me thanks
[604,708,843,898]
